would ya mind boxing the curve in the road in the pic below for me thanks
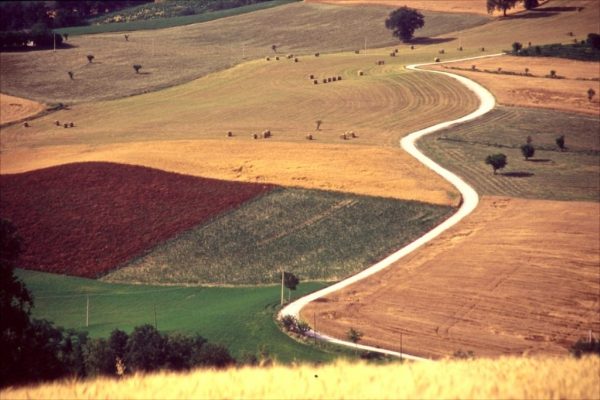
[279,54,504,361]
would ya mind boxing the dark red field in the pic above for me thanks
[0,162,273,277]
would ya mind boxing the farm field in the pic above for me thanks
[429,56,600,115]
[103,188,453,285]
[15,269,338,363]
[4,356,599,400]
[0,162,273,277]
[0,2,489,103]
[302,196,600,359]
[0,94,45,125]
[418,105,599,202]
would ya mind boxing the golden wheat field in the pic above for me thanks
[2,357,598,400]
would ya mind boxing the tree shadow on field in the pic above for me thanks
[409,37,455,45]
[505,11,558,19]
[501,171,534,178]
[138,71,152,75]
[527,158,553,163]
[535,6,580,12]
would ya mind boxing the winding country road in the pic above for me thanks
[279,54,504,361]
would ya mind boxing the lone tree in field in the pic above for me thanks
[271,44,277,53]
[86,54,94,63]
[588,88,596,102]
[124,34,129,41]
[283,271,299,302]
[556,135,566,151]
[512,41,523,53]
[315,119,323,131]
[524,0,539,9]
[347,327,363,351]
[521,143,535,160]
[385,7,425,42]
[485,153,507,174]
[487,0,519,16]
[133,64,142,74]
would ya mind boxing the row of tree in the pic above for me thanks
[0,219,234,388]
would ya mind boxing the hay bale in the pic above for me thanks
[394,49,399,53]
[69,122,74,128]
[275,56,280,60]
[480,47,485,51]
[434,57,441,62]
[458,46,463,51]
[337,76,342,81]
[23,122,29,128]
[327,77,332,82]
[253,133,259,139]
[354,50,360,54]
[323,78,327,83]
[266,57,271,61]
[340,133,347,140]
[410,45,414,50]
[64,123,68,128]
[306,134,313,140]
[313,80,318,85]
[332,77,337,82]
[55,120,60,126]
[309,74,315,79]
[227,131,233,137]
[389,52,395,57]
[315,52,320,57]
[295,58,299,62]
[439,49,445,54]
[350,131,356,138]
[358,70,364,76]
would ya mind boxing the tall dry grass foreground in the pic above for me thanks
[2,356,598,399]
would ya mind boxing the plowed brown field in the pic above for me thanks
[302,196,600,358]
[429,56,600,115]
[0,93,45,125]
[0,140,457,205]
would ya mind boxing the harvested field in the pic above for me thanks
[302,196,600,359]
[418,105,599,202]
[103,188,453,285]
[0,162,273,277]
[3,357,599,400]
[430,56,600,115]
[0,93,45,125]
[0,140,458,205]
[0,2,488,103]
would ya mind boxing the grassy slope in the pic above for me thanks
[103,188,454,285]
[0,2,489,104]
[418,105,600,202]
[56,1,300,35]
[4,357,599,399]
[16,269,343,363]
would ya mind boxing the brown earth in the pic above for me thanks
[302,196,600,358]
[428,56,600,115]
[0,93,45,125]
[0,140,458,205]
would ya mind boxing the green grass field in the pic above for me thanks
[103,188,454,285]
[56,1,299,36]
[419,105,600,201]
[16,269,350,363]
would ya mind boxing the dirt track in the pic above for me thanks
[302,196,600,358]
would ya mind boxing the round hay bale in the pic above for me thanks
[410,45,414,50]
[354,50,360,54]
[480,47,485,51]
[69,122,74,127]
[332,77,337,82]
[337,76,342,81]
[439,49,445,54]
[55,120,60,126]
[323,78,327,83]
[434,57,440,62]
[340,133,347,140]
[23,122,29,128]
[309,74,314,79]
[394,49,399,53]
[314,80,318,84]
[64,123,68,128]
[266,57,271,61]
[227,131,233,137]
[253,133,259,139]
[350,131,356,138]
[358,70,364,76]
[306,134,313,140]
[390,52,395,57]
[315,52,320,57]
[275,56,280,60]
[294,58,299,62]
[458,46,463,51]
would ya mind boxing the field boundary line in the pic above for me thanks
[279,53,504,361]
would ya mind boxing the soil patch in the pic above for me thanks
[0,93,45,125]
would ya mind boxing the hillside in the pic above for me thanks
[2,357,598,399]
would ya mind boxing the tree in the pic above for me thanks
[385,7,425,42]
[125,324,166,372]
[284,271,299,301]
[133,64,142,73]
[512,41,523,53]
[521,143,535,161]
[485,153,507,174]
[556,135,566,151]
[194,343,235,368]
[524,0,539,9]
[588,88,596,102]
[570,336,600,358]
[85,338,116,376]
[587,33,600,50]
[87,54,94,63]
[271,44,277,53]
[487,0,519,16]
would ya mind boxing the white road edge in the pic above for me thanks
[279,54,504,361]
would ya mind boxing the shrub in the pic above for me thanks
[549,70,557,78]
[125,324,166,373]
[556,135,566,150]
[485,153,507,174]
[347,327,363,345]
[314,52,320,57]
[524,67,529,75]
[520,143,535,160]
[524,0,539,9]
[570,336,600,358]
[133,64,142,73]
[296,320,311,335]
[124,34,129,41]
[512,41,523,53]
[587,88,596,101]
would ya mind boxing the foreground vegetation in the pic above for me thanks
[419,105,599,201]
[105,188,453,285]
[16,269,342,363]
[3,356,598,399]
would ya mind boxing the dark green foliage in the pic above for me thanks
[570,337,600,358]
[125,324,167,372]
[486,0,519,16]
[521,143,535,160]
[556,135,566,150]
[108,329,129,360]
[133,64,142,73]
[512,41,523,53]
[523,0,539,9]
[516,41,600,61]
[283,271,299,290]
[385,7,425,42]
[587,33,600,50]
[85,338,117,376]
[194,343,235,368]
[485,153,508,174]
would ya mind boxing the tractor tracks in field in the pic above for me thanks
[279,53,504,361]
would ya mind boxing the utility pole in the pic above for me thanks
[86,295,89,327]
[280,269,284,306]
